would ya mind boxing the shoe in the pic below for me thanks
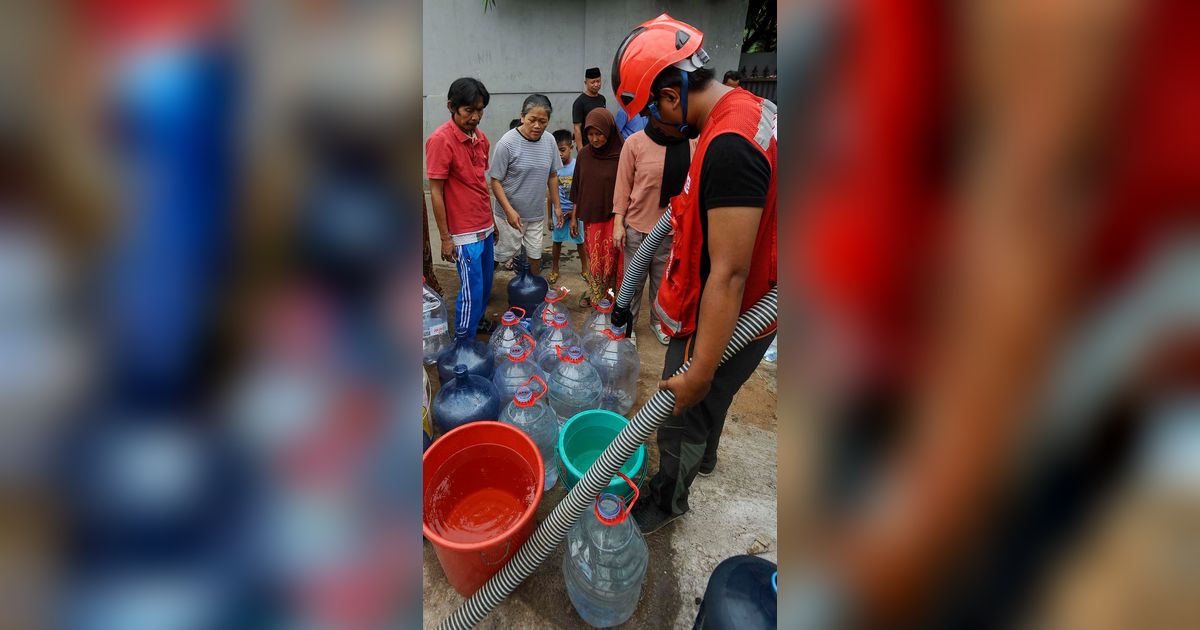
[628,333,637,347]
[697,461,716,477]
[653,326,670,346]
[476,319,498,336]
[579,294,593,309]
[546,270,560,284]
[631,500,682,535]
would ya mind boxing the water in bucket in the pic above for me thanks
[532,287,570,339]
[488,308,533,365]
[431,364,501,434]
[584,324,640,415]
[422,279,451,364]
[426,443,537,544]
[436,327,495,386]
[547,345,602,426]
[493,342,547,403]
[499,377,559,491]
[535,312,581,375]
[563,487,648,627]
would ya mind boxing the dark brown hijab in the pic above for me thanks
[569,108,624,223]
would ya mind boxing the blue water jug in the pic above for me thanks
[693,555,777,630]
[499,376,559,490]
[582,293,615,347]
[507,256,548,314]
[563,477,648,627]
[488,308,534,365]
[547,345,602,426]
[430,364,501,434]
[494,343,549,402]
[436,327,495,386]
[535,312,582,375]
[532,286,571,340]
[584,324,640,415]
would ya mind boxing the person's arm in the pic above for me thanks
[428,179,455,262]
[659,205,761,411]
[611,141,637,250]
[490,178,522,231]
[548,172,563,228]
[573,123,585,157]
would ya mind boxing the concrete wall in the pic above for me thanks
[422,0,748,175]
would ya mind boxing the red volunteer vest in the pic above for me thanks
[654,89,778,338]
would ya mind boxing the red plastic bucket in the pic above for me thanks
[422,421,544,596]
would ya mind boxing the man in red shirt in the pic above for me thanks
[611,15,778,533]
[427,78,506,336]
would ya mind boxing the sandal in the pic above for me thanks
[579,294,593,308]
[546,270,560,284]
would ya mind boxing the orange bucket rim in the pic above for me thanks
[422,421,544,551]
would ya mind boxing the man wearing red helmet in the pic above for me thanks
[611,14,778,533]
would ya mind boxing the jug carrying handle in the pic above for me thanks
[595,472,640,525]
[547,286,570,302]
[508,306,526,319]
[521,374,547,400]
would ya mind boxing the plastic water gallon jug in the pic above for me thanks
[563,475,648,627]
[584,325,640,415]
[488,308,534,365]
[436,327,495,386]
[499,376,559,490]
[430,364,501,435]
[547,345,602,426]
[582,292,615,346]
[423,278,451,364]
[493,341,549,402]
[693,555,778,630]
[532,286,571,339]
[507,256,548,314]
[534,312,581,375]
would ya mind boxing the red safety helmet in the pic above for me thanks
[611,14,709,121]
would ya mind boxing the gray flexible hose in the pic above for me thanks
[437,286,778,630]
[615,208,674,310]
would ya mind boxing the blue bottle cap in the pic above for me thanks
[502,311,519,324]
[596,493,622,520]
[554,312,568,324]
[567,346,584,361]
[514,387,533,404]
[454,364,468,377]
[508,345,524,359]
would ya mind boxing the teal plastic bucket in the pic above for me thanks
[556,409,646,501]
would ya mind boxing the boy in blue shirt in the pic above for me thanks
[547,129,587,284]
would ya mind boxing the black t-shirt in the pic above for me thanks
[697,132,772,283]
[572,93,607,125]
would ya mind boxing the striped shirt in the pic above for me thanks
[488,128,563,221]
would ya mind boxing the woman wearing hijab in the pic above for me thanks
[612,116,696,344]
[569,108,625,307]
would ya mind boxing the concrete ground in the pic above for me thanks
[422,214,777,629]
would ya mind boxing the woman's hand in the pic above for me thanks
[612,217,626,250]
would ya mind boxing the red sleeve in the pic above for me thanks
[426,132,452,180]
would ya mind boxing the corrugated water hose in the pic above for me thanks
[437,208,777,629]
